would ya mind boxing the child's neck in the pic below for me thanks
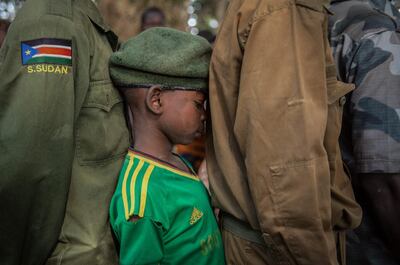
[129,111,192,173]
[132,126,174,163]
[131,124,191,174]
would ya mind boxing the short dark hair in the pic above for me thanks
[140,6,166,26]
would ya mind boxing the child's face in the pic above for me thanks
[160,90,206,145]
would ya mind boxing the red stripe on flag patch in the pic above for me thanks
[36,47,72,57]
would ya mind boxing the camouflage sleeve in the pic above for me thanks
[348,30,400,173]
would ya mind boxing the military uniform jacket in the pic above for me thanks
[206,0,362,264]
[0,0,129,264]
[329,0,400,175]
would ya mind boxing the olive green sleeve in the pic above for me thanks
[0,14,90,264]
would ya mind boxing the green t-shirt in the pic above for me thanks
[110,149,225,265]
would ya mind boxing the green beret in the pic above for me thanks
[109,27,212,92]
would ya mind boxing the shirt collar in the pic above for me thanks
[75,0,119,50]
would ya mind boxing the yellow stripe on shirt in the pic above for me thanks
[127,151,199,181]
[122,157,134,220]
[138,164,155,217]
[129,159,144,216]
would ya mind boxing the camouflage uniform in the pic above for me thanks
[329,0,400,264]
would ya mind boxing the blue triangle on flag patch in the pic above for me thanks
[21,43,38,65]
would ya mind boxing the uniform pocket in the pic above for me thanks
[76,80,129,166]
[327,79,354,106]
[268,157,332,261]
[325,65,361,231]
[269,157,330,228]
[295,0,329,13]
[325,64,354,148]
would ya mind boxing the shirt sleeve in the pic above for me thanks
[211,3,337,264]
[0,13,90,264]
[118,218,165,265]
[347,30,400,173]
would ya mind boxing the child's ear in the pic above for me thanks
[146,85,163,114]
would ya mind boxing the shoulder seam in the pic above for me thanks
[48,0,72,19]
[138,164,155,217]
[121,156,136,220]
[128,159,146,218]
[252,1,294,24]
[239,1,295,47]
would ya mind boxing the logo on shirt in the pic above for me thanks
[190,207,203,225]
[21,38,72,66]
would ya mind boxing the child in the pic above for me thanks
[108,27,225,265]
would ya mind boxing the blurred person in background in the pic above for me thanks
[176,136,206,172]
[198,29,216,45]
[329,0,400,264]
[140,6,166,32]
[0,19,10,47]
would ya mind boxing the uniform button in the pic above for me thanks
[339,96,346,106]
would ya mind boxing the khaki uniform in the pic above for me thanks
[0,0,129,264]
[206,0,362,264]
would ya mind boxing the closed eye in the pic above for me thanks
[194,101,204,110]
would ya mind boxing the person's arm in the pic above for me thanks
[118,217,165,265]
[0,12,89,264]
[229,3,337,264]
[348,29,400,257]
[347,30,400,173]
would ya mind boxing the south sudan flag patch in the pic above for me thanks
[21,38,72,66]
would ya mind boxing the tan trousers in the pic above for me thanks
[223,228,272,265]
[223,228,347,265]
